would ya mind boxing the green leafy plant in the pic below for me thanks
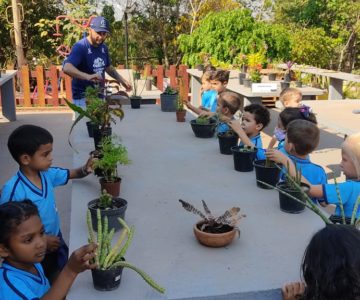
[249,69,262,83]
[235,53,248,69]
[175,94,185,112]
[87,210,165,293]
[163,86,178,95]
[195,116,211,125]
[179,199,246,232]
[98,189,113,209]
[93,136,131,183]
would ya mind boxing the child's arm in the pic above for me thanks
[184,100,208,115]
[46,235,61,252]
[69,155,94,179]
[41,243,97,300]
[267,136,277,149]
[265,149,324,198]
[228,120,254,147]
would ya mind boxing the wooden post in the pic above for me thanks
[64,73,72,101]
[169,65,177,88]
[21,65,31,107]
[179,65,189,101]
[49,65,59,106]
[35,65,45,106]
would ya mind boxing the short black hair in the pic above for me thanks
[244,104,270,130]
[279,107,317,130]
[287,119,319,155]
[8,125,53,163]
[0,200,39,247]
[209,69,230,83]
[302,225,360,300]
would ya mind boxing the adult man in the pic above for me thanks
[63,16,131,107]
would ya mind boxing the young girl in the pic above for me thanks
[0,200,97,299]
[268,132,360,219]
[282,224,360,300]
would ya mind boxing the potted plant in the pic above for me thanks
[160,86,178,112]
[129,71,145,109]
[87,210,165,292]
[190,116,217,138]
[88,189,128,232]
[179,199,246,248]
[249,68,262,84]
[217,130,238,155]
[65,86,125,151]
[284,60,294,82]
[93,136,131,197]
[294,67,303,87]
[253,158,281,189]
[235,53,248,84]
[231,145,257,172]
[267,61,280,81]
[175,94,187,122]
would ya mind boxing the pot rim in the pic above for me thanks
[193,220,235,236]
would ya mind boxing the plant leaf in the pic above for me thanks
[201,199,214,219]
[179,199,206,220]
[215,207,240,224]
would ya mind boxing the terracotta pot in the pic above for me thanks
[100,177,121,197]
[176,110,186,122]
[193,221,238,248]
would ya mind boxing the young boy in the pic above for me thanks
[279,88,302,108]
[186,69,229,116]
[229,104,270,160]
[216,91,243,133]
[266,119,327,203]
[0,124,93,282]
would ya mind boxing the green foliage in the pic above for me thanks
[195,116,210,125]
[98,189,113,209]
[93,136,131,182]
[87,210,165,293]
[163,86,178,95]
[175,94,185,111]
[249,69,261,83]
[178,9,291,67]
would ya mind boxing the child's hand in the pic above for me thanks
[66,243,97,275]
[84,155,95,174]
[219,115,231,123]
[46,235,61,252]
[199,111,214,118]
[281,282,305,300]
[228,120,244,133]
[265,149,287,164]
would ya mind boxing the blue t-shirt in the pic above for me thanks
[277,139,285,152]
[65,37,111,99]
[0,262,50,300]
[201,90,217,112]
[280,154,327,202]
[324,180,360,218]
[0,167,70,235]
[239,134,265,160]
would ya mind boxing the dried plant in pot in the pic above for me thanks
[87,210,165,292]
[93,136,131,197]
[179,199,246,247]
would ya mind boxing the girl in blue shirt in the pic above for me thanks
[0,200,96,300]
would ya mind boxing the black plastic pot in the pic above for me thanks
[231,146,257,172]
[91,258,125,291]
[284,73,291,82]
[88,198,128,232]
[190,119,216,138]
[253,160,281,189]
[277,182,309,214]
[218,132,238,155]
[93,127,112,150]
[280,81,290,91]
[329,215,352,224]
[130,96,141,109]
[268,73,276,81]
[86,121,98,138]
[243,78,252,88]
[160,93,177,112]
[238,73,246,85]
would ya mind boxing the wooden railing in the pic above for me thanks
[13,64,189,108]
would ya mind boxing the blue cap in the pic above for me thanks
[90,16,110,33]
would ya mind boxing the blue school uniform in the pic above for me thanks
[0,262,50,299]
[0,167,70,236]
[239,134,265,160]
[280,154,327,203]
[277,139,285,152]
[324,180,360,218]
[201,90,217,112]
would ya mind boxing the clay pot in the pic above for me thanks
[176,110,186,122]
[193,221,238,248]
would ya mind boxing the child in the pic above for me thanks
[0,124,93,282]
[271,106,317,152]
[0,200,97,300]
[282,225,360,300]
[268,88,303,149]
[267,119,327,203]
[216,91,243,134]
[229,103,270,160]
[268,132,360,218]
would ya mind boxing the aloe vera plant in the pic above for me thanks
[87,209,165,293]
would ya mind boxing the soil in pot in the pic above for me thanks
[86,121,98,138]
[93,127,112,150]
[193,221,237,248]
[253,160,281,189]
[130,96,141,109]
[231,146,257,172]
[91,258,125,291]
[277,182,309,214]
[218,132,238,155]
[176,110,186,122]
[190,119,216,138]
[100,177,121,197]
[88,197,128,232]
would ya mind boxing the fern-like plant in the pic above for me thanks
[179,199,246,232]
[87,209,165,293]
